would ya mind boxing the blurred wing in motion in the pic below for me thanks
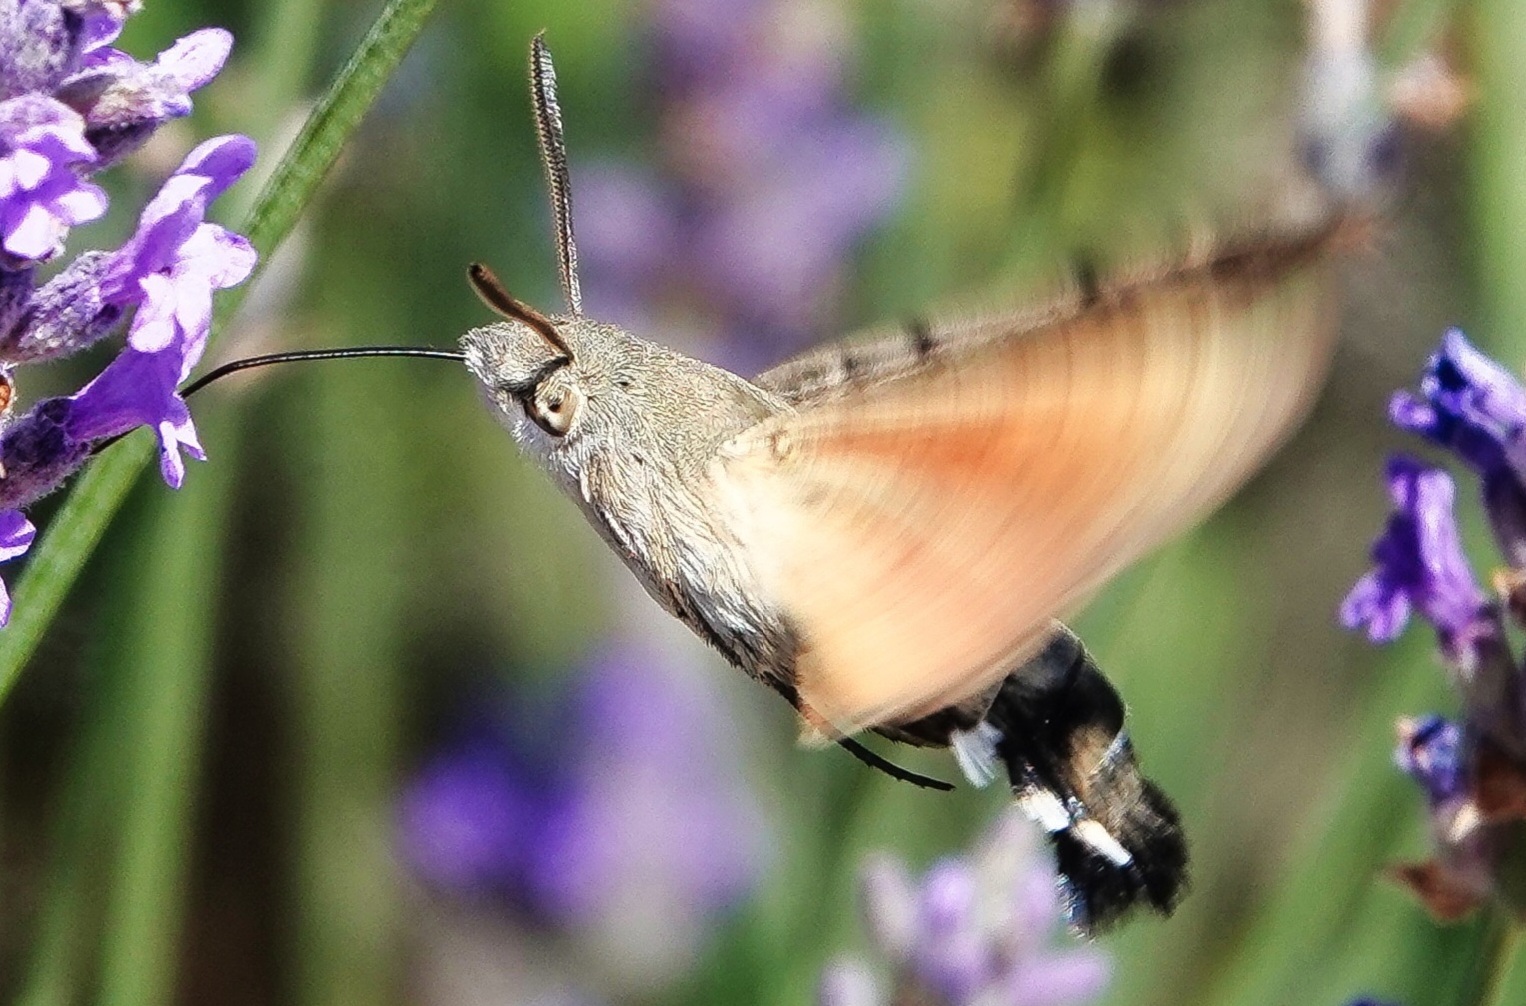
[718,226,1341,730]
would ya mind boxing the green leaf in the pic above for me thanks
[0,0,440,710]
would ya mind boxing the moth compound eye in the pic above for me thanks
[528,384,582,437]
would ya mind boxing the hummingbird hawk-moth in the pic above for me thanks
[178,31,1341,933]
[448,34,1340,932]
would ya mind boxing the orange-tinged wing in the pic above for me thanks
[717,228,1340,731]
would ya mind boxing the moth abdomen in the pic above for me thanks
[983,625,1189,933]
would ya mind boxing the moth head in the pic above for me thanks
[463,34,600,447]
[461,263,592,441]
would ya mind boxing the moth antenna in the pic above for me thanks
[468,261,575,361]
[529,32,583,317]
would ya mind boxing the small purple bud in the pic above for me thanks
[1431,329,1526,436]
[1,250,121,362]
[0,0,84,100]
[57,27,232,167]
[0,395,92,510]
[1395,715,1465,806]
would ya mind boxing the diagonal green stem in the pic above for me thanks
[1455,913,1520,1006]
[0,0,440,710]
[93,445,229,1006]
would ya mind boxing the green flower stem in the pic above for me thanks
[1457,912,1520,1006]
[0,0,440,710]
[1470,0,1526,998]
[14,629,135,1006]
[0,436,155,708]
[1470,0,1526,353]
[94,423,233,1006]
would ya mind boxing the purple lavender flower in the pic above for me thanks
[1390,329,1526,565]
[399,727,533,894]
[0,3,252,617]
[575,0,907,373]
[400,637,766,976]
[0,93,105,262]
[1339,457,1494,661]
[1343,331,1526,921]
[831,811,1110,1006]
[99,134,256,353]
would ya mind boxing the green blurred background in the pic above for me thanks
[4,0,1524,1004]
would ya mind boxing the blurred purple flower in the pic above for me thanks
[1391,329,1526,566]
[1395,715,1464,807]
[1343,331,1526,922]
[575,0,907,372]
[1339,457,1494,664]
[0,93,105,263]
[827,811,1109,1006]
[400,636,766,970]
[400,729,532,894]
[0,3,252,619]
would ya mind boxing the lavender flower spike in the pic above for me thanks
[0,93,106,263]
[1340,456,1492,657]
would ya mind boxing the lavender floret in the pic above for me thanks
[0,93,104,263]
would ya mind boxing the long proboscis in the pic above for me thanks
[180,346,467,398]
